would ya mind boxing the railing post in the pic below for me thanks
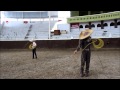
[48,11,51,39]
[101,20,104,29]
[88,11,91,15]
[114,19,117,28]
[89,22,91,29]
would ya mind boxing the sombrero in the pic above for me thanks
[79,29,93,39]
[29,38,36,42]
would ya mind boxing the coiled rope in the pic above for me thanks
[82,38,104,52]
[28,38,104,50]
[81,38,110,78]
[92,38,104,49]
[29,43,33,50]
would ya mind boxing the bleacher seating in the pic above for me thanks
[0,19,119,40]
[0,21,56,40]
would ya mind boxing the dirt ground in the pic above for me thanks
[0,48,120,79]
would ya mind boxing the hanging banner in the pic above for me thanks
[70,23,80,32]
[6,21,8,23]
[70,23,79,29]
[24,21,28,24]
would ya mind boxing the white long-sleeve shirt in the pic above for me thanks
[32,42,37,49]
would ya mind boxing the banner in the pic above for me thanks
[70,23,79,29]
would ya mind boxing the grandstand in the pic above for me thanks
[0,21,56,40]
[0,11,120,49]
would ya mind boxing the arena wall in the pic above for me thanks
[0,38,120,49]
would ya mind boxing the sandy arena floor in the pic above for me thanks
[0,48,120,79]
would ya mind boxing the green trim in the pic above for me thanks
[67,11,120,23]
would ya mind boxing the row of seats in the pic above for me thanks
[0,20,120,40]
[0,21,57,40]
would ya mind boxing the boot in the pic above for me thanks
[80,69,85,77]
[81,73,85,77]
[85,73,89,77]
[85,71,89,77]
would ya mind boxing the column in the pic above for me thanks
[88,11,91,15]
[101,20,104,29]
[114,19,117,28]
[48,11,51,39]
[89,22,91,29]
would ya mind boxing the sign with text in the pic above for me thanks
[70,23,80,32]
[70,23,79,29]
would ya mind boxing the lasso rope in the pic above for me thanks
[27,38,104,50]
[27,38,108,78]
[64,38,105,63]
[29,43,33,50]
[81,38,104,52]
[92,38,104,49]
[81,38,110,78]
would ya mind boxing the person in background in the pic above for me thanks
[31,40,37,59]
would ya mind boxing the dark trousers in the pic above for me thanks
[32,48,37,59]
[81,50,91,74]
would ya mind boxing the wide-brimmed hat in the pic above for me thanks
[29,39,36,42]
[79,29,93,39]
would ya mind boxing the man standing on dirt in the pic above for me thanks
[74,29,93,77]
[30,40,37,59]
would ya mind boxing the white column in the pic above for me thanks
[48,11,51,39]
[88,11,91,15]
[39,12,41,21]
[100,11,103,13]
[22,12,23,19]
[1,11,4,24]
[0,11,1,24]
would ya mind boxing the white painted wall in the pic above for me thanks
[0,19,120,41]
[58,11,70,18]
